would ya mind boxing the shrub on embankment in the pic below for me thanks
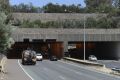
[0,6,14,54]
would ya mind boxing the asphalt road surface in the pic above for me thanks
[20,60,120,80]
[97,60,120,69]
[3,59,31,80]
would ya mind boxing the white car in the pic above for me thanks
[36,53,43,61]
[88,55,97,61]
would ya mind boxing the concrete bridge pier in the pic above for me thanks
[63,41,68,54]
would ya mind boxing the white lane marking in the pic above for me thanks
[59,60,120,79]
[18,60,34,80]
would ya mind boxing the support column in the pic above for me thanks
[63,41,68,52]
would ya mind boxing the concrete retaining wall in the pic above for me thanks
[12,13,106,22]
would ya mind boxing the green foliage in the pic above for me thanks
[61,20,83,28]
[43,3,81,13]
[97,4,114,13]
[97,17,109,28]
[113,0,120,9]
[84,0,113,13]
[9,0,120,28]
[82,17,118,29]
[86,17,97,28]
[114,17,120,28]
[10,1,120,15]
[0,12,13,53]
[11,3,41,13]
[18,19,83,28]
[16,17,120,29]
[12,19,21,26]
[0,0,11,14]
[108,7,120,17]
[10,2,84,13]
[20,20,34,28]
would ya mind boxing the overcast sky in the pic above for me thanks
[10,0,86,7]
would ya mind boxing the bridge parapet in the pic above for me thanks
[11,28,120,42]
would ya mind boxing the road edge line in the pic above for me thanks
[18,60,34,80]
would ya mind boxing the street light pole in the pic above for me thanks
[84,16,86,61]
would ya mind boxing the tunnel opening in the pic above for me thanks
[68,41,120,60]
[7,39,63,59]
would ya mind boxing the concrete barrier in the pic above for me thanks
[63,57,105,68]
[0,56,7,73]
[63,57,120,76]
[0,56,7,79]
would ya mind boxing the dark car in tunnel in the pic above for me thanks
[50,56,58,61]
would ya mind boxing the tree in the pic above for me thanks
[97,3,114,13]
[107,0,120,16]
[113,0,120,9]
[0,0,10,13]
[0,11,13,53]
[43,3,61,13]
[85,0,112,8]
[84,0,113,13]
[0,0,14,53]
[11,3,40,13]
[43,3,81,13]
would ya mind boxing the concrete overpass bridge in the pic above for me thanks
[8,28,120,60]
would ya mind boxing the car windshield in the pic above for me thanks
[90,55,95,57]
[37,54,41,56]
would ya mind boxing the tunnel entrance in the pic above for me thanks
[7,40,63,59]
[68,41,120,60]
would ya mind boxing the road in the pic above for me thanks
[97,60,120,69]
[20,60,120,80]
[3,59,31,80]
